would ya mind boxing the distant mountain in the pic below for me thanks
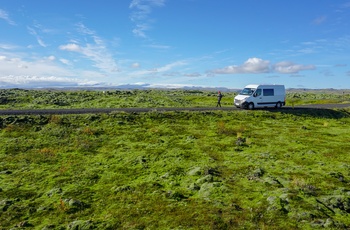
[16,83,241,92]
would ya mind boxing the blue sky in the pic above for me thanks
[0,0,350,89]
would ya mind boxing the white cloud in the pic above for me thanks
[0,43,18,50]
[27,26,47,47]
[129,0,166,38]
[273,61,315,74]
[132,24,149,38]
[130,60,187,77]
[0,55,107,88]
[211,58,316,75]
[59,24,119,74]
[145,83,198,89]
[157,61,187,72]
[37,38,47,48]
[131,62,141,68]
[59,43,82,52]
[0,55,73,78]
[46,56,56,61]
[0,75,97,88]
[0,9,16,26]
[17,64,28,69]
[60,58,71,65]
[212,58,270,74]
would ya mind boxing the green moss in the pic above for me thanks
[1,91,350,228]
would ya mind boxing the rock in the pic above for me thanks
[160,172,170,179]
[16,221,33,228]
[188,183,200,191]
[267,196,277,205]
[329,172,346,183]
[253,168,264,178]
[67,220,94,230]
[165,190,186,201]
[248,168,264,180]
[63,198,89,213]
[113,185,134,193]
[68,199,83,208]
[0,199,13,212]
[306,150,317,155]
[47,188,62,197]
[198,182,222,198]
[41,224,57,230]
[204,167,220,176]
[266,196,288,213]
[324,218,334,228]
[187,167,202,176]
[323,195,350,213]
[37,205,53,212]
[196,175,214,185]
[264,177,283,187]
[236,137,246,146]
[301,184,318,196]
[311,219,325,228]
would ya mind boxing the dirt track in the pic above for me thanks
[0,103,350,115]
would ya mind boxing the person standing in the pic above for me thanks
[216,91,223,107]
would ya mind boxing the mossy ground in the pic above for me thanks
[1,88,350,110]
[1,106,350,229]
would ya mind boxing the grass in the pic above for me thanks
[1,89,350,229]
[0,106,350,229]
[1,88,350,110]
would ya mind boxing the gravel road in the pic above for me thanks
[0,103,349,115]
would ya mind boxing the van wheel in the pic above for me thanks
[248,103,254,110]
[275,102,282,109]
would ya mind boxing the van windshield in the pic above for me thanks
[239,88,256,95]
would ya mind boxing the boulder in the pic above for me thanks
[47,188,62,197]
[322,195,350,213]
[196,175,214,185]
[187,167,202,176]
[188,183,200,191]
[67,220,94,230]
[0,199,13,212]
[198,182,222,198]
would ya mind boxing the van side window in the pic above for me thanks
[263,89,274,96]
[255,89,262,96]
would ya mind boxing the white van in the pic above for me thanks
[234,84,286,109]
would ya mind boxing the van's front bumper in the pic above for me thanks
[234,100,248,108]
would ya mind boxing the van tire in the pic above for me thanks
[248,103,254,110]
[275,102,282,109]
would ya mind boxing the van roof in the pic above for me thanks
[245,84,285,88]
